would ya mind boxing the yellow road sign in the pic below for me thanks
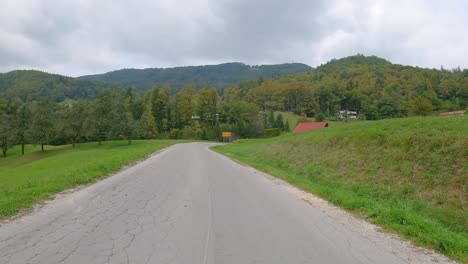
[222,131,232,137]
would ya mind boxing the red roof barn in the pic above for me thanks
[293,122,328,133]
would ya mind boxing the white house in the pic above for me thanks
[339,110,358,119]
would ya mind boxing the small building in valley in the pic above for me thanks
[293,122,329,133]
[339,110,358,119]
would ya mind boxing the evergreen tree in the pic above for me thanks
[284,119,290,132]
[275,113,284,131]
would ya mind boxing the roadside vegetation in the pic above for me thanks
[0,140,180,219]
[212,115,468,262]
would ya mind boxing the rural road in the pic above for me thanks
[0,143,453,264]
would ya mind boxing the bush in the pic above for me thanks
[411,96,434,116]
[168,128,180,139]
[316,113,326,122]
[264,128,281,138]
[180,127,194,139]
[200,129,208,140]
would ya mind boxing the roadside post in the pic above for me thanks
[222,131,232,143]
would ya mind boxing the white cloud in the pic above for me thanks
[0,0,467,76]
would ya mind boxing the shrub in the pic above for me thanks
[168,128,180,139]
[180,127,194,139]
[316,113,326,122]
[411,96,434,116]
[264,128,281,138]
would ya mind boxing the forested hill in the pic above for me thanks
[227,55,467,119]
[315,55,392,71]
[0,63,312,102]
[0,70,119,102]
[77,62,313,92]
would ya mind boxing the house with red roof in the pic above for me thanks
[293,122,328,133]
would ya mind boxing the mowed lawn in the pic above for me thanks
[0,140,181,219]
[212,115,468,262]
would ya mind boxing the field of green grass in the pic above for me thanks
[212,115,468,262]
[0,140,181,219]
[274,111,308,131]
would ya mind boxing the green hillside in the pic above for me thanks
[227,54,467,119]
[78,62,313,93]
[0,140,180,218]
[0,70,119,102]
[212,115,468,262]
[0,63,312,102]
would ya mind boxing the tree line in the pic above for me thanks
[0,84,290,156]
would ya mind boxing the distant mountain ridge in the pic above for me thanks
[3,56,465,105]
[0,62,312,102]
[77,62,313,92]
[0,70,119,102]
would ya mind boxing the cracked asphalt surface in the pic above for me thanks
[0,143,449,263]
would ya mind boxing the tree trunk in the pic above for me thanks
[41,144,44,152]
[21,142,25,155]
[2,147,6,157]
[72,138,76,148]
[98,129,102,145]
[128,136,132,145]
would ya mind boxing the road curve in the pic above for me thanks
[0,143,452,264]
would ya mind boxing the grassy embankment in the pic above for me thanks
[212,115,467,262]
[275,111,312,131]
[0,140,181,219]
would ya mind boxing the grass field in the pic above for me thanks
[274,111,308,131]
[0,140,181,219]
[274,111,331,131]
[212,115,468,262]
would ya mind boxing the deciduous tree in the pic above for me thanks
[29,100,56,152]
[59,100,88,148]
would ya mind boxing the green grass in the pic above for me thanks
[275,111,306,131]
[212,115,468,262]
[0,140,181,219]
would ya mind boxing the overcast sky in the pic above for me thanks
[1,0,467,76]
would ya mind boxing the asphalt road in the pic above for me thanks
[0,143,452,264]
